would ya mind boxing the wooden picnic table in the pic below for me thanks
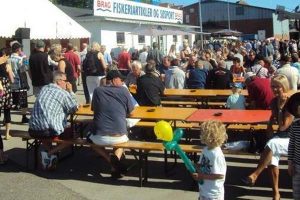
[186,109,271,124]
[75,105,197,121]
[129,106,197,121]
[129,88,248,97]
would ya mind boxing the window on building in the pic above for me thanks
[190,8,194,13]
[236,6,244,15]
[117,32,125,44]
[173,35,177,43]
[138,35,145,44]
[185,15,190,23]
[184,35,189,40]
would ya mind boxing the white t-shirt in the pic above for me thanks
[198,146,226,199]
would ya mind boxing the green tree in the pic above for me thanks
[50,0,93,9]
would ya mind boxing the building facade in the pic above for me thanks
[59,0,197,55]
[183,0,290,40]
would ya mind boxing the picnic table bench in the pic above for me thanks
[10,127,269,187]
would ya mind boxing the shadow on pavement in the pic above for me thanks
[2,147,293,199]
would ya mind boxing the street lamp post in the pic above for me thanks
[227,0,231,30]
[198,0,203,49]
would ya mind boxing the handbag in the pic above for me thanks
[17,69,30,90]
[12,89,28,110]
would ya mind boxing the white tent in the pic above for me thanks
[0,0,90,39]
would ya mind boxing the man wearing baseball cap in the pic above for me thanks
[88,70,134,178]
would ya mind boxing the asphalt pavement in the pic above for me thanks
[0,85,293,200]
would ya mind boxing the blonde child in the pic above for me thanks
[226,83,246,110]
[192,120,228,200]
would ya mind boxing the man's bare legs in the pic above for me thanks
[91,146,124,171]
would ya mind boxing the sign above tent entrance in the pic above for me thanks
[94,0,183,24]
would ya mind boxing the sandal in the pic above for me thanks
[241,177,255,187]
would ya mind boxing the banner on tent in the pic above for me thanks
[94,0,183,24]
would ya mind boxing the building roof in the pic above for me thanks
[0,0,90,39]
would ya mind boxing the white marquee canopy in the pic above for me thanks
[0,0,91,39]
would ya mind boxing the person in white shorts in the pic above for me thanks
[242,74,293,200]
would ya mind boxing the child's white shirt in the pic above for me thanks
[198,146,226,199]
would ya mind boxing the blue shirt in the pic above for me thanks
[187,68,208,89]
[92,85,134,136]
[29,84,78,134]
[226,93,245,110]
[103,51,112,65]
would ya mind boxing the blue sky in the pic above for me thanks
[160,0,299,12]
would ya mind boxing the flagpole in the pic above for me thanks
[198,0,203,50]
[227,0,231,30]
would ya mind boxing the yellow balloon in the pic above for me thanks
[154,120,173,141]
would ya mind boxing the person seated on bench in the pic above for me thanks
[242,74,293,200]
[29,71,78,170]
[87,70,134,179]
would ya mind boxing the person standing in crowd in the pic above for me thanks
[243,74,292,200]
[50,45,77,93]
[192,120,228,200]
[83,42,107,101]
[147,42,164,67]
[100,45,112,68]
[244,72,274,109]
[64,43,81,88]
[287,92,300,200]
[138,46,148,68]
[261,39,274,61]
[29,72,78,170]
[0,48,14,141]
[79,43,90,104]
[164,58,185,89]
[118,46,131,76]
[80,43,88,63]
[125,60,145,86]
[136,63,165,106]
[29,40,53,97]
[10,42,29,123]
[276,55,300,91]
[180,39,191,64]
[168,44,177,59]
[87,70,134,179]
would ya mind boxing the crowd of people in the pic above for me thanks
[0,37,300,199]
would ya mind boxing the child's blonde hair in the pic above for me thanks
[200,120,228,148]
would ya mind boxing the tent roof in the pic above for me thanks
[0,0,91,39]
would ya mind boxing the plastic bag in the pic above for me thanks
[224,141,250,151]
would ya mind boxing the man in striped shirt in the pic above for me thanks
[29,71,78,170]
[287,92,300,199]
